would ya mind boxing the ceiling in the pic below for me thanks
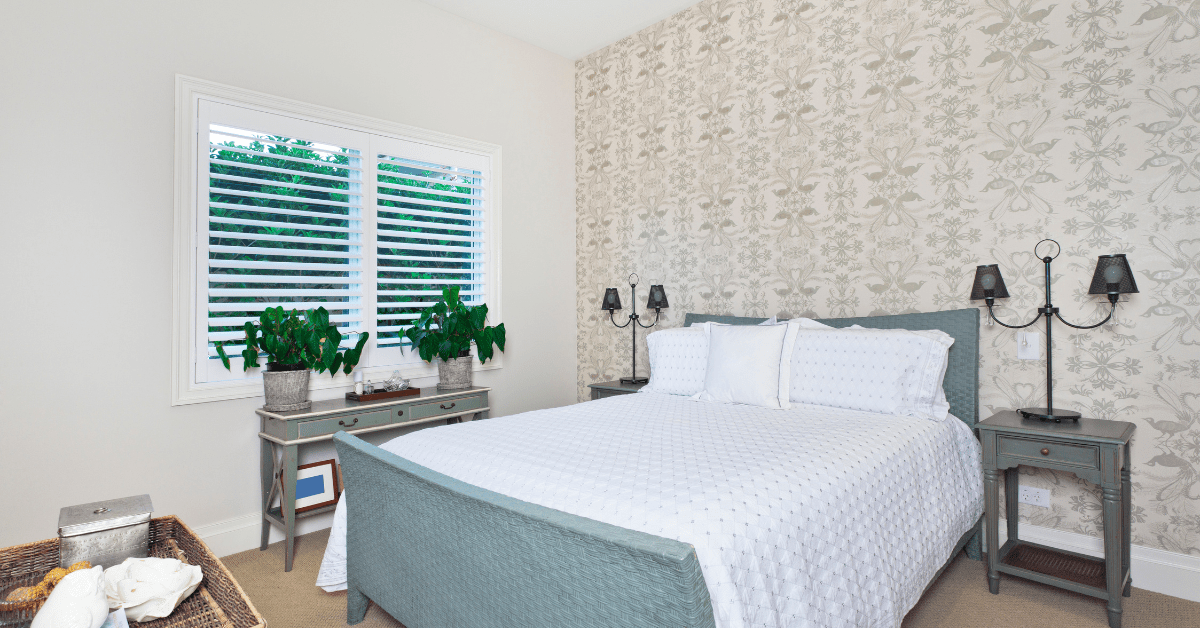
[416,0,703,59]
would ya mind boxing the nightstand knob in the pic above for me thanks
[1041,448,1050,456]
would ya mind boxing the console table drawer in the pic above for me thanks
[298,410,391,439]
[410,395,484,420]
[998,435,1099,469]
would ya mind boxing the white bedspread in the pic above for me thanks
[317,392,982,628]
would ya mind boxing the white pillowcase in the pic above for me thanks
[696,322,801,409]
[789,327,954,420]
[642,327,709,396]
[689,317,831,329]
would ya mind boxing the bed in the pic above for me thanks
[321,309,984,628]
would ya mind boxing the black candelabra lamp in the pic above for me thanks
[601,273,669,384]
[970,239,1138,422]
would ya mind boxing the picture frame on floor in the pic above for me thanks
[285,460,340,514]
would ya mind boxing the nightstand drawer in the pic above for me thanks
[298,410,391,438]
[998,435,1099,469]
[410,394,485,420]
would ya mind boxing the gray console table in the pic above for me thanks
[256,386,490,571]
[979,411,1134,628]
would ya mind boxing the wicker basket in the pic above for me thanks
[0,517,264,628]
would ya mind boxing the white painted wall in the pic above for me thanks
[0,0,576,548]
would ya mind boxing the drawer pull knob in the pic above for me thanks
[440,402,456,410]
[396,410,403,416]
[1041,448,1050,456]
[339,418,359,427]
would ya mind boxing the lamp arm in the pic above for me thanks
[1054,301,1118,330]
[985,303,1041,329]
[635,309,662,329]
[609,309,633,329]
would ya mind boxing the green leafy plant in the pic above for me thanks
[215,306,369,374]
[402,286,505,363]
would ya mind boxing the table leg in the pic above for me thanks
[985,468,1001,594]
[1103,485,1123,628]
[282,444,299,572]
[259,439,275,551]
[1122,442,1132,597]
[1005,466,1020,544]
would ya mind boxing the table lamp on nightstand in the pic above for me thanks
[601,273,669,385]
[970,238,1138,422]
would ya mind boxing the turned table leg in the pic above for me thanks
[985,468,1001,594]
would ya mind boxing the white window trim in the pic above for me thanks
[172,75,503,406]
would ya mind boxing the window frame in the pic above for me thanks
[172,76,503,406]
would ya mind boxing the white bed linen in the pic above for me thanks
[317,393,982,628]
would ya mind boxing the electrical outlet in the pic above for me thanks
[1018,486,1051,508]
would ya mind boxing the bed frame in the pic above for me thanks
[333,308,983,627]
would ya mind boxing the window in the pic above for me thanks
[173,78,501,404]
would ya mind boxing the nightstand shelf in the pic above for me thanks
[997,539,1108,593]
[979,410,1135,628]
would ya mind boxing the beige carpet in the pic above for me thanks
[223,528,1200,628]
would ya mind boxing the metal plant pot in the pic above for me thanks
[262,364,311,411]
[435,356,473,390]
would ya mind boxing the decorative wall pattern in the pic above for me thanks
[575,0,1200,556]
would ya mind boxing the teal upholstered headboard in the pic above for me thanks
[683,309,981,427]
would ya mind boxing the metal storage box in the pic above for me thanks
[57,494,153,569]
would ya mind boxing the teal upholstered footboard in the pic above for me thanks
[333,431,717,628]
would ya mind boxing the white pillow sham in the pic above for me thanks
[689,317,831,329]
[789,327,954,420]
[696,322,801,409]
[642,327,709,396]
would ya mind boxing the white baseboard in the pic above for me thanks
[991,519,1200,603]
[192,512,1200,604]
[192,511,334,559]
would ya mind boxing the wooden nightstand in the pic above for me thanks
[978,410,1135,628]
[587,380,646,400]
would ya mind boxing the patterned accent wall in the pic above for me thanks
[575,0,1200,556]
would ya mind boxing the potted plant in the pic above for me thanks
[216,306,369,411]
[402,286,505,389]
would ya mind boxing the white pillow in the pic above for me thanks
[789,327,953,420]
[696,322,800,409]
[840,325,953,417]
[642,327,709,396]
[688,317,830,328]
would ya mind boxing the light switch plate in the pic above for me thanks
[1018,486,1051,508]
[1017,331,1040,360]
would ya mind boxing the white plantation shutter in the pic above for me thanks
[197,102,370,383]
[182,93,499,400]
[370,137,490,366]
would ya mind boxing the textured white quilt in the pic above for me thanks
[317,392,983,628]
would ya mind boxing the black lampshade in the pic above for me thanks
[646,285,669,310]
[601,287,623,311]
[970,264,1010,300]
[1088,254,1138,295]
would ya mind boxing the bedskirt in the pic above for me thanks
[333,431,717,628]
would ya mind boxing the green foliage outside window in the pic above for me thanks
[206,126,486,364]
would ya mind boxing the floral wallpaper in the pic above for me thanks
[575,0,1200,556]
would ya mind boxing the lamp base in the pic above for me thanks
[1018,407,1082,422]
[620,376,649,385]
